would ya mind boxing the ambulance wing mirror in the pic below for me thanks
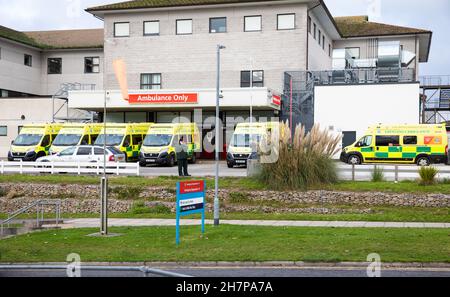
[11,140,14,145]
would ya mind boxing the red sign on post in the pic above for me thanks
[129,93,198,104]
[272,95,281,106]
[179,180,205,194]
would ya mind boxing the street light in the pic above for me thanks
[214,44,226,226]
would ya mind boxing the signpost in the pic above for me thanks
[176,180,206,245]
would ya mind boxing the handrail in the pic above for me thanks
[1,200,62,236]
[0,265,192,277]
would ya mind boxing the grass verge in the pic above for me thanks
[0,226,448,263]
[2,174,450,194]
[1,205,448,222]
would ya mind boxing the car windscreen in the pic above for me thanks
[231,134,261,148]
[95,134,125,146]
[143,134,173,147]
[13,134,43,146]
[52,134,82,146]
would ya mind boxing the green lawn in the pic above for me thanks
[2,174,450,193]
[0,226,448,263]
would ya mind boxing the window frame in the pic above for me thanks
[24,54,32,67]
[313,23,317,39]
[140,73,162,90]
[114,22,130,38]
[277,13,296,31]
[84,56,100,74]
[209,17,227,33]
[47,57,62,75]
[176,19,193,35]
[403,136,418,145]
[376,135,400,147]
[143,20,160,36]
[345,47,361,60]
[307,16,312,34]
[244,15,262,32]
[240,70,264,88]
[318,29,321,45]
[0,126,7,136]
[322,36,325,50]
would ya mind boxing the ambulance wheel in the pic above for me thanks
[347,154,361,165]
[416,156,431,166]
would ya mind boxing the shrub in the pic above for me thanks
[371,166,385,182]
[258,122,341,191]
[418,166,439,186]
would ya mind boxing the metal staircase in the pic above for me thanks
[52,83,97,122]
[420,75,450,124]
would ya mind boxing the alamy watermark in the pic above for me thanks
[366,253,382,277]
[66,253,81,277]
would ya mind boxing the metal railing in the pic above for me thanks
[419,75,450,87]
[0,265,192,277]
[337,164,450,182]
[310,68,416,86]
[0,160,140,176]
[1,200,61,236]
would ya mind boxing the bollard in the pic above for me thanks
[395,165,399,183]
[352,163,355,181]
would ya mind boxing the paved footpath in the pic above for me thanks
[58,218,450,229]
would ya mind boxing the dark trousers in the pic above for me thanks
[178,159,189,176]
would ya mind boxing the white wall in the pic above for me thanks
[307,11,332,70]
[103,2,309,93]
[314,83,420,140]
[0,98,66,158]
[0,39,42,95]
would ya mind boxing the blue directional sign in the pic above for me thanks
[176,180,206,245]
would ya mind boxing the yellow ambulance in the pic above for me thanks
[8,123,63,161]
[340,124,448,166]
[94,123,152,162]
[49,123,103,155]
[139,123,200,167]
[227,122,279,168]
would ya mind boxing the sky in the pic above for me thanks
[0,0,448,76]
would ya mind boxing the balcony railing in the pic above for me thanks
[419,75,450,87]
[309,68,416,86]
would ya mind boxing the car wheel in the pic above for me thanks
[227,162,233,168]
[347,154,362,165]
[416,156,431,166]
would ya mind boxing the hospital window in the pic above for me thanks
[144,20,160,36]
[277,14,295,30]
[114,22,130,37]
[0,126,7,136]
[24,54,32,67]
[244,16,262,32]
[47,58,62,74]
[241,70,264,88]
[210,17,227,33]
[176,19,193,35]
[85,57,100,73]
[141,73,161,90]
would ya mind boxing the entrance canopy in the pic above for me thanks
[68,88,281,112]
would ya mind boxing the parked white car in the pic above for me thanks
[36,145,126,163]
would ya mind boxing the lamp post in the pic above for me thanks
[100,89,108,236]
[214,44,226,226]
